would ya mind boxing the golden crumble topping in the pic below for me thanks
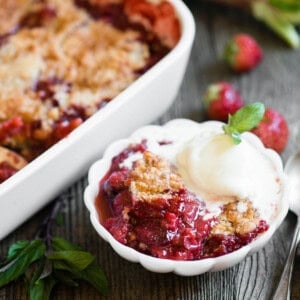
[0,0,31,35]
[212,200,260,235]
[130,151,184,202]
[0,147,27,170]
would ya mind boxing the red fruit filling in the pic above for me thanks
[96,141,269,260]
[0,117,24,143]
[0,162,18,183]
[203,220,268,257]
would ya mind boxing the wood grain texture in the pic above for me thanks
[1,1,300,299]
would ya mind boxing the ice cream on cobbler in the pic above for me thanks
[96,120,283,260]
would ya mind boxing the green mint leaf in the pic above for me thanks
[29,276,56,300]
[223,102,265,144]
[39,259,53,280]
[52,237,80,251]
[51,238,108,294]
[72,262,109,295]
[228,102,265,132]
[30,258,53,284]
[0,240,45,287]
[231,131,242,145]
[29,258,46,285]
[8,241,30,260]
[53,270,79,287]
[0,240,30,268]
[47,250,94,272]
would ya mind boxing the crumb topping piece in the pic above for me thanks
[130,151,184,202]
[212,199,260,235]
[0,0,31,35]
[0,146,27,170]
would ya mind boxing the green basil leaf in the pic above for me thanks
[73,263,109,295]
[0,240,45,287]
[47,251,94,271]
[52,237,80,251]
[29,276,56,300]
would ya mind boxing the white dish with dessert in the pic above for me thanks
[84,119,289,275]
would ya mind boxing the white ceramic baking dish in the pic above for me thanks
[0,0,195,240]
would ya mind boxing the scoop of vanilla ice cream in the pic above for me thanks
[176,133,281,221]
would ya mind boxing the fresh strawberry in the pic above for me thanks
[203,82,244,122]
[251,108,289,153]
[224,33,263,73]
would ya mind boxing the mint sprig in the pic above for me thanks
[0,194,109,299]
[223,102,265,144]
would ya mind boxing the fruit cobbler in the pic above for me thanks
[0,0,180,181]
[96,121,283,260]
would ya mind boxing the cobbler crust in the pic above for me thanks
[130,151,184,202]
[211,200,260,235]
[0,0,31,35]
[0,147,27,170]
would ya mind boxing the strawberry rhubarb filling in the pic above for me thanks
[96,121,283,260]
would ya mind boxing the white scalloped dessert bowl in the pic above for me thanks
[0,0,195,239]
[84,119,289,276]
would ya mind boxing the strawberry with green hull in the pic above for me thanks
[224,34,263,73]
[203,82,244,122]
[251,108,289,153]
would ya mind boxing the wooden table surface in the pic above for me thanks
[1,1,300,299]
